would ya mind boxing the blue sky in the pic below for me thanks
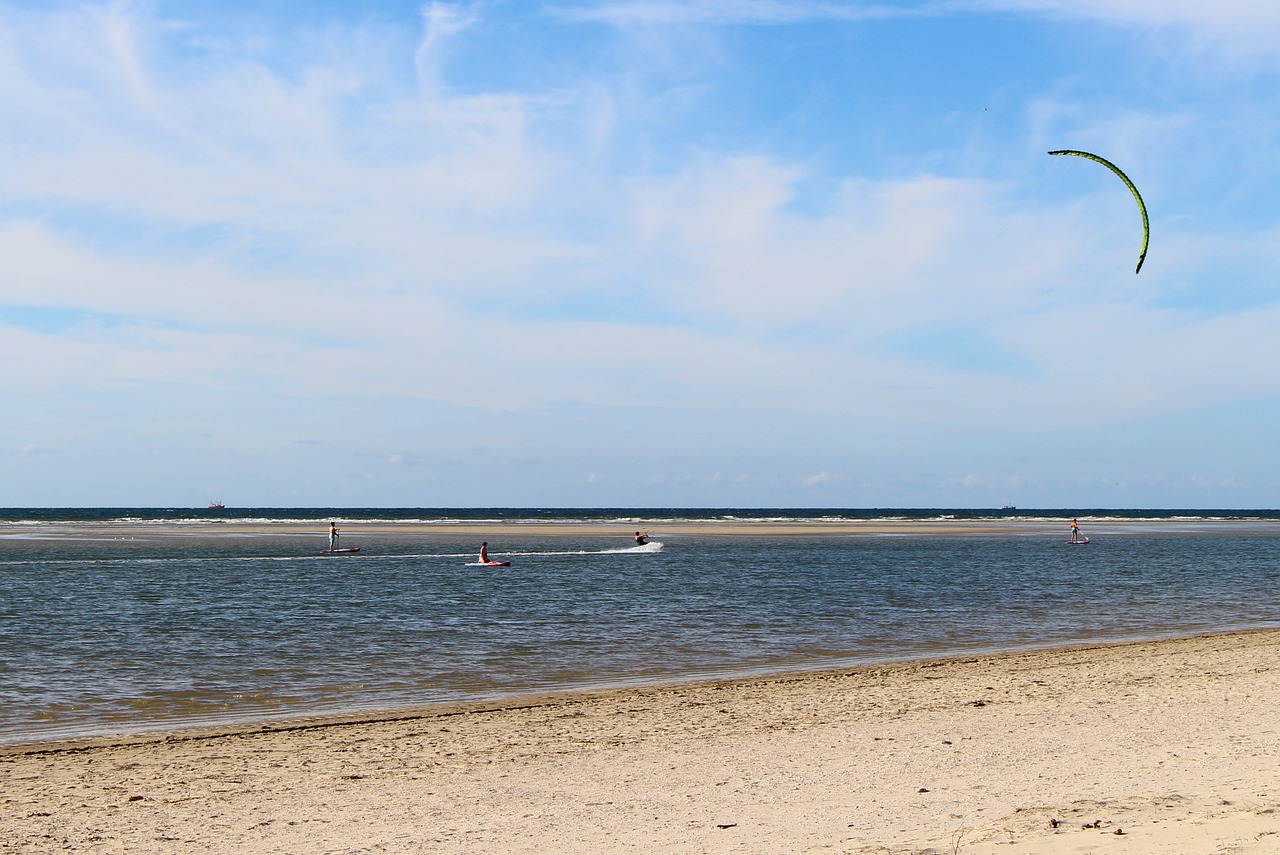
[2,0,1280,508]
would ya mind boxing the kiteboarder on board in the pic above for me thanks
[634,531,649,545]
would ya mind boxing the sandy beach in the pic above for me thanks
[3,629,1278,853]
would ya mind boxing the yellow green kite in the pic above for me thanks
[1049,149,1149,274]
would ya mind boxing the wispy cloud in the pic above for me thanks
[553,0,922,26]
[415,2,480,92]
[980,0,1280,29]
[561,0,1280,69]
[977,0,1280,62]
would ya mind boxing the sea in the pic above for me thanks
[1,507,1278,746]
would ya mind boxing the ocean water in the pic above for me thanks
[1,508,1278,745]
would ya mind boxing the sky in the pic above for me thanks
[2,0,1280,509]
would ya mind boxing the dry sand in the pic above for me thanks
[3,629,1279,854]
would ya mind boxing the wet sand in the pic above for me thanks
[3,629,1278,853]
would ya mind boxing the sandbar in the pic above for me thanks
[3,629,1278,853]
[6,515,1280,541]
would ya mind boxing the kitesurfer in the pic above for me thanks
[634,531,648,545]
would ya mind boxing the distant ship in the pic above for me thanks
[208,501,226,509]
[1001,504,1017,511]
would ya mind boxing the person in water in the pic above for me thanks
[634,531,648,545]
[478,542,489,563]
[1070,519,1081,542]
[328,522,339,551]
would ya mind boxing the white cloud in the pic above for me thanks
[1,1,1279,505]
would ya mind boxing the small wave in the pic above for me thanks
[601,541,664,554]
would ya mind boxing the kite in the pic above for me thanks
[1048,149,1149,274]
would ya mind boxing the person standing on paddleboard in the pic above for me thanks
[329,522,339,551]
[1070,519,1081,543]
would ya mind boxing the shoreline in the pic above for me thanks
[5,628,1280,852]
[0,627,1268,756]
[0,625,1269,756]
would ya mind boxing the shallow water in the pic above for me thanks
[2,515,1278,744]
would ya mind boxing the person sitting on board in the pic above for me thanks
[478,542,490,563]
[1070,519,1081,543]
[634,531,648,545]
[329,522,339,551]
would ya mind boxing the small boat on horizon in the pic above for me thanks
[208,501,226,509]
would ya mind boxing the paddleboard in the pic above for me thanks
[321,546,361,554]
[465,560,510,566]
[1066,538,1090,545]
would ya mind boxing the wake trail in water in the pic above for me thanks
[496,542,664,557]
[440,542,665,559]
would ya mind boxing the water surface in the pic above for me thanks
[2,509,1278,744]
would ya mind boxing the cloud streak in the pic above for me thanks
[553,0,924,26]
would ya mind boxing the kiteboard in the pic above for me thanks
[321,546,361,554]
[1066,538,1090,545]
[465,560,510,567]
